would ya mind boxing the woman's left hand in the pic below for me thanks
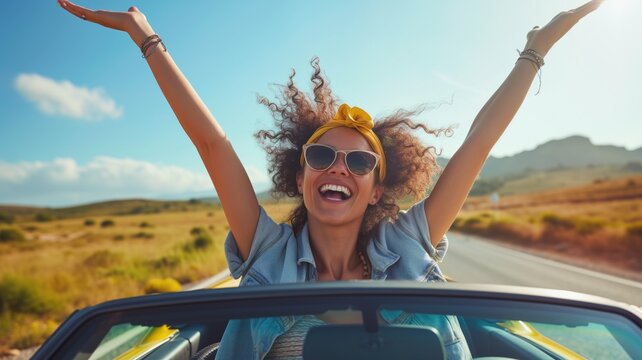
[525,0,604,56]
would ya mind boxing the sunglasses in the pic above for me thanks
[302,143,380,176]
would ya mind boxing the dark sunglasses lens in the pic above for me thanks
[306,145,336,170]
[346,151,377,175]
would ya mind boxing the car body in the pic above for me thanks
[33,279,642,360]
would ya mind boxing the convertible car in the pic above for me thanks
[33,281,642,360]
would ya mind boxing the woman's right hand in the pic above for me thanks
[57,0,154,45]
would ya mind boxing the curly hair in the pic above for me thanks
[255,57,450,251]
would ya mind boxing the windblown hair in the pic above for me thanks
[255,57,450,250]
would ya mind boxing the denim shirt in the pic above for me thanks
[215,200,472,360]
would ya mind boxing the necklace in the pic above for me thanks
[357,250,371,279]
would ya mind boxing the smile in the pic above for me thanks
[318,183,352,201]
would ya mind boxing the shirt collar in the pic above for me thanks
[296,223,400,274]
[296,223,316,267]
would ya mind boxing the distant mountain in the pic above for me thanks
[195,190,279,205]
[438,135,642,179]
[2,136,639,213]
[0,199,217,221]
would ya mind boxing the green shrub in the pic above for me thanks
[100,219,115,228]
[487,218,518,238]
[0,275,61,315]
[184,234,214,252]
[84,219,95,226]
[113,234,125,241]
[193,234,213,249]
[461,216,483,231]
[139,221,153,228]
[144,277,181,294]
[150,255,183,269]
[0,212,14,224]
[451,217,464,229]
[190,227,207,236]
[83,250,123,268]
[132,232,154,239]
[626,222,642,238]
[0,228,26,243]
[22,225,38,232]
[574,218,607,235]
[34,213,53,222]
[540,212,575,230]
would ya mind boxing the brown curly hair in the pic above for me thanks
[255,57,450,251]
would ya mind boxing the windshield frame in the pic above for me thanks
[34,282,642,360]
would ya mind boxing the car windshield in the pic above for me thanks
[48,284,642,360]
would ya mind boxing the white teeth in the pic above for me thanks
[319,184,352,197]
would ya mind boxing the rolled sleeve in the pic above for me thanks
[394,199,448,262]
[224,206,285,279]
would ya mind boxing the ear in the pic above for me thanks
[296,170,304,194]
[369,184,384,205]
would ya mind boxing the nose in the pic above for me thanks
[327,152,349,176]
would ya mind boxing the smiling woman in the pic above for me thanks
[54,0,606,359]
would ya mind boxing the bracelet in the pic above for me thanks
[140,34,167,59]
[515,48,544,95]
[142,39,166,58]
[517,56,540,70]
[140,34,160,50]
[516,49,544,69]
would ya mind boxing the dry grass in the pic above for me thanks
[2,176,639,350]
[0,202,295,350]
[454,175,642,271]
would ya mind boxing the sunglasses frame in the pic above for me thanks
[302,143,381,176]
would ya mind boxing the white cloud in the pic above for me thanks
[14,73,123,121]
[0,157,210,206]
[0,157,271,206]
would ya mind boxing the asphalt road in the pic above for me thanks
[440,232,642,306]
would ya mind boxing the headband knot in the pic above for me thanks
[300,103,386,182]
[335,104,373,131]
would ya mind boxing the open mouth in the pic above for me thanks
[318,183,352,202]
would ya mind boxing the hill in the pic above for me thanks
[0,199,218,222]
[436,135,642,196]
[480,135,642,178]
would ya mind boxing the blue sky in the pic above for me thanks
[1,0,640,206]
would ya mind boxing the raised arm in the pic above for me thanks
[58,0,259,260]
[424,0,604,245]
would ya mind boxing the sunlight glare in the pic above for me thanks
[600,0,637,14]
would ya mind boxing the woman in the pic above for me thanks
[58,1,604,359]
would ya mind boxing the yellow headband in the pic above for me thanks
[300,103,386,182]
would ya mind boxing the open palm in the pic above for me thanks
[57,0,153,44]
